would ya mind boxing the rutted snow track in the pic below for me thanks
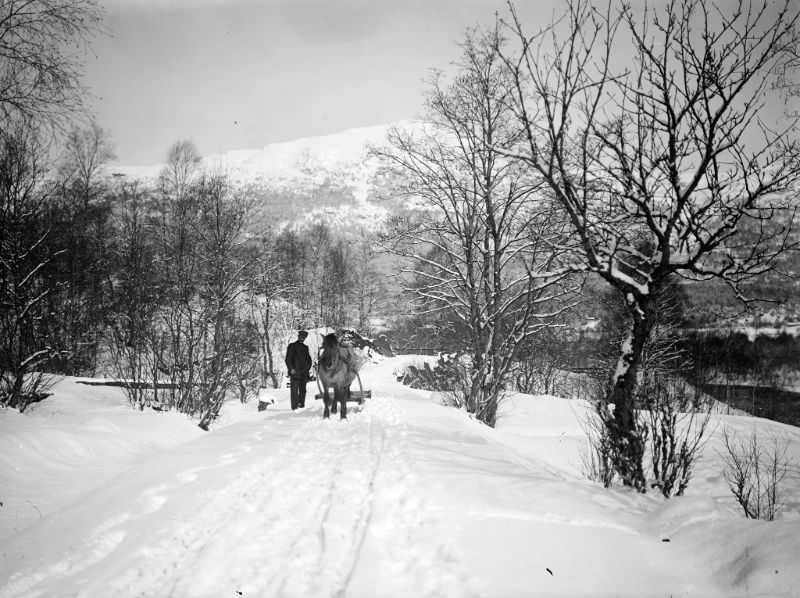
[116,398,408,598]
[2,395,467,598]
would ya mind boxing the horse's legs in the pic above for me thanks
[331,389,338,414]
[338,386,347,420]
[322,387,331,419]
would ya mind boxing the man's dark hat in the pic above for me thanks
[298,330,308,338]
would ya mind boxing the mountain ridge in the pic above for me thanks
[107,121,407,190]
[106,122,413,232]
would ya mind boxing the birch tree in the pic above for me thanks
[154,141,204,412]
[379,26,574,426]
[108,180,159,409]
[499,0,800,489]
[159,140,201,200]
[60,120,116,208]
[195,174,253,429]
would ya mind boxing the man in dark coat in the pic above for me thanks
[285,330,312,410]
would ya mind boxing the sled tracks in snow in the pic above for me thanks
[107,397,468,598]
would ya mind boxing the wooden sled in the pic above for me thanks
[314,370,371,404]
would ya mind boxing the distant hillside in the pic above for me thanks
[107,122,414,234]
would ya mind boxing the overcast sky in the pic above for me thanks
[87,0,561,164]
[86,0,796,165]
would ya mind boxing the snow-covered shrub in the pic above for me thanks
[640,377,713,498]
[720,428,791,520]
[399,353,505,422]
[0,372,54,413]
[399,354,463,392]
[440,355,507,426]
[579,407,619,488]
[438,357,471,408]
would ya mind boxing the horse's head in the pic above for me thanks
[321,332,339,349]
[320,333,340,369]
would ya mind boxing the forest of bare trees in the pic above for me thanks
[1,126,387,415]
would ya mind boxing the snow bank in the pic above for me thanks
[0,377,201,540]
[1,358,799,597]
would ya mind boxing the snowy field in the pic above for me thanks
[2,356,800,598]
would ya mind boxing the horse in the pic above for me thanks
[317,332,357,419]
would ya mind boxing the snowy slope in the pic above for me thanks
[2,358,800,597]
[110,124,398,191]
[107,124,408,232]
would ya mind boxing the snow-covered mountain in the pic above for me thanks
[109,123,412,232]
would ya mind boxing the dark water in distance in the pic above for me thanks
[702,383,800,427]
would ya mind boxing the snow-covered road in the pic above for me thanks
[2,357,800,597]
[1,362,469,598]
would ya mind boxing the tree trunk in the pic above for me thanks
[263,302,279,389]
[603,296,656,492]
[10,373,25,410]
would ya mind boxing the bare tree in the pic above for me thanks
[273,227,309,326]
[159,140,201,200]
[352,230,383,334]
[149,140,206,414]
[60,120,116,208]
[48,120,117,374]
[379,25,575,426]
[514,327,571,396]
[195,173,253,429]
[154,148,203,413]
[246,236,296,389]
[0,0,104,131]
[499,0,800,489]
[108,180,158,409]
[320,238,353,328]
[305,222,333,326]
[0,122,59,410]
